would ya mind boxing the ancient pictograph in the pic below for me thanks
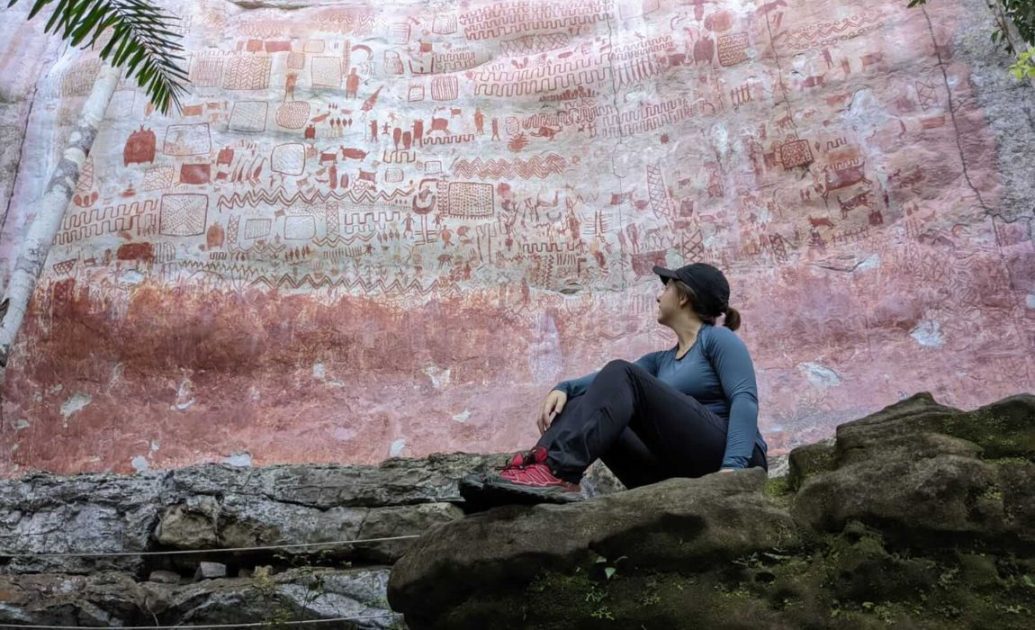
[4,0,1028,476]
[159,194,208,237]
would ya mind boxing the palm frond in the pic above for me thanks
[8,0,188,114]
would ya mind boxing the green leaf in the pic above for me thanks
[604,567,616,580]
[11,0,187,114]
[43,0,72,33]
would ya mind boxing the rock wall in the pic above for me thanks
[0,453,494,627]
[0,0,1032,475]
[0,450,621,626]
[1,392,1030,627]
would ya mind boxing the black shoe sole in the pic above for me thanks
[458,474,495,512]
[482,478,585,504]
[459,473,579,511]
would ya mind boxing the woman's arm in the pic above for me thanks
[553,351,662,397]
[708,328,760,469]
[553,371,594,398]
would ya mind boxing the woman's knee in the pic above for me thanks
[600,359,651,384]
[601,359,637,375]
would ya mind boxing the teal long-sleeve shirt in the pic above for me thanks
[553,323,767,469]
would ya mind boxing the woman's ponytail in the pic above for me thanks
[723,306,741,331]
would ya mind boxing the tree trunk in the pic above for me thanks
[0,62,120,376]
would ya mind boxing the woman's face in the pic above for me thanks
[656,279,681,325]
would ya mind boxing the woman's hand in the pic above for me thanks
[538,389,568,434]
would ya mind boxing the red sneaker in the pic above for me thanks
[503,448,535,471]
[485,446,583,503]
[458,448,537,509]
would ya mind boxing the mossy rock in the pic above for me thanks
[939,396,1035,460]
[833,394,1035,464]
[424,537,1035,629]
[787,439,836,491]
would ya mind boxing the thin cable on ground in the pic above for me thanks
[0,534,421,559]
[0,613,395,629]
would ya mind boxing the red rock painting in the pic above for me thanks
[0,0,1031,477]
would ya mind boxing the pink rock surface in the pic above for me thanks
[0,0,1031,476]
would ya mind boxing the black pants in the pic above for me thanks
[536,359,767,487]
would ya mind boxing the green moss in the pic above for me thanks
[991,456,1033,466]
[433,530,1035,629]
[787,441,837,491]
[763,476,793,508]
[942,410,1035,460]
[979,484,1004,503]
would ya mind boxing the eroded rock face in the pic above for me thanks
[387,392,1035,629]
[0,455,488,626]
[0,0,1032,476]
[0,450,618,625]
[0,453,500,575]
[0,568,402,629]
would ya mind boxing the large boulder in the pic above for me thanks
[388,468,800,626]
[791,393,1035,544]
[388,393,1035,629]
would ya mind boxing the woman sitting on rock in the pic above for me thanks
[470,262,769,505]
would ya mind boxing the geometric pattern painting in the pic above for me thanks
[228,101,268,133]
[222,55,271,90]
[159,193,208,236]
[271,143,306,175]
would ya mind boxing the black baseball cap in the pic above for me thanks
[653,262,730,316]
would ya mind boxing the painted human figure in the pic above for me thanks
[285,73,297,100]
[413,119,424,146]
[346,67,360,98]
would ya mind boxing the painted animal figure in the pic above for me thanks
[821,164,872,202]
[808,216,835,229]
[889,168,926,187]
[430,117,450,133]
[340,146,368,161]
[529,126,560,139]
[837,190,871,218]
